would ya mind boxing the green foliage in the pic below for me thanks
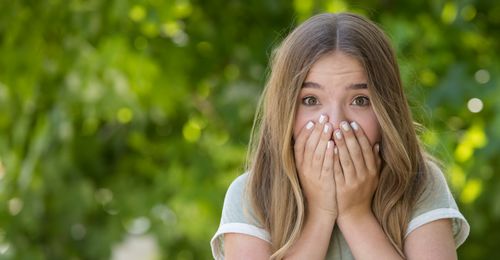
[0,0,498,259]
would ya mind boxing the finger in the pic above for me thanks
[333,145,344,185]
[340,121,367,177]
[374,143,382,172]
[334,128,355,184]
[321,140,335,178]
[293,120,315,167]
[304,114,328,170]
[312,122,334,176]
[349,121,377,174]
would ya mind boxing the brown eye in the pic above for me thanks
[302,96,319,106]
[352,96,370,106]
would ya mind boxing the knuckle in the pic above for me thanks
[341,159,352,169]
[305,141,316,152]
[361,144,371,154]
[321,130,331,139]
[313,152,322,162]
[351,148,362,158]
[345,130,356,140]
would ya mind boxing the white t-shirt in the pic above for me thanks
[211,161,469,259]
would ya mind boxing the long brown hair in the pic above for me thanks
[247,12,427,258]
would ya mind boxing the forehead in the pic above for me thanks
[303,52,368,90]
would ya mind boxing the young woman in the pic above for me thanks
[211,12,469,259]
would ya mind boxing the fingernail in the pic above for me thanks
[334,146,338,154]
[341,121,350,131]
[335,130,342,140]
[319,114,326,124]
[323,124,330,133]
[327,141,332,149]
[350,121,359,131]
[375,143,380,152]
[306,121,314,130]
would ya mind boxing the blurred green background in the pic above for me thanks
[0,0,499,259]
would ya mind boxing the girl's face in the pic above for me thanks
[294,51,381,145]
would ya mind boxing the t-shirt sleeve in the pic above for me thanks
[210,173,271,259]
[405,161,470,247]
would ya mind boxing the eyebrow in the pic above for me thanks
[302,81,368,90]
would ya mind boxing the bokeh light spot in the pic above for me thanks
[461,179,482,204]
[441,2,457,24]
[422,129,438,146]
[461,5,477,21]
[474,69,490,84]
[468,124,487,148]
[172,31,189,46]
[174,0,193,18]
[183,119,201,142]
[141,22,159,38]
[467,98,483,113]
[293,0,313,18]
[95,188,113,205]
[0,243,10,255]
[117,107,133,124]
[420,69,438,86]
[125,217,151,235]
[455,143,473,162]
[161,21,181,38]
[325,0,348,13]
[71,224,86,240]
[129,5,146,22]
[450,164,466,190]
[454,123,487,162]
[8,198,23,216]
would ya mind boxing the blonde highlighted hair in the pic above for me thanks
[247,12,428,258]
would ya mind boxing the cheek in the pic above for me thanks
[293,108,311,139]
[357,116,381,145]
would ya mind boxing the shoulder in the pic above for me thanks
[211,172,271,259]
[405,159,470,247]
[221,173,251,221]
[225,172,249,202]
[415,160,455,211]
[222,172,264,227]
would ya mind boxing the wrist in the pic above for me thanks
[306,207,337,224]
[337,208,374,228]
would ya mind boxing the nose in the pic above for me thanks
[324,105,347,129]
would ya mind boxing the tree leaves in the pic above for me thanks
[0,0,498,258]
